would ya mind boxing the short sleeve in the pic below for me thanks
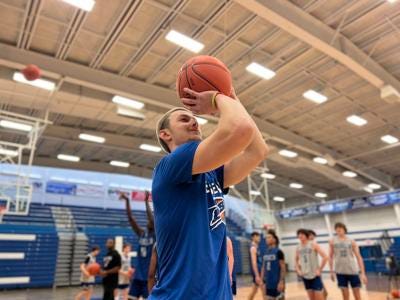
[156,141,200,184]
[215,166,229,194]
[114,251,122,267]
[278,250,285,260]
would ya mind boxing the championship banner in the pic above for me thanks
[46,181,77,195]
[76,184,104,198]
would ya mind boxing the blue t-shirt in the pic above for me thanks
[134,230,155,281]
[263,247,284,288]
[150,141,232,300]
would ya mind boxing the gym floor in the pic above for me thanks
[0,274,393,300]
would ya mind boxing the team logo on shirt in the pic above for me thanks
[206,181,225,231]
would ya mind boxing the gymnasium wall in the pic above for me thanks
[278,204,400,271]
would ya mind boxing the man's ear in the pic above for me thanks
[159,129,172,143]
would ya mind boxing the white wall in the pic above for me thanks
[278,205,400,271]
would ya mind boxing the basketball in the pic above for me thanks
[21,64,41,81]
[392,289,400,298]
[87,263,101,276]
[176,55,232,99]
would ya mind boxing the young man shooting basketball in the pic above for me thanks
[150,88,268,299]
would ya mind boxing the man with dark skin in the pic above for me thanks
[120,191,155,299]
[100,239,121,300]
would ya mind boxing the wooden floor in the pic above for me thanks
[0,279,392,300]
[236,280,390,300]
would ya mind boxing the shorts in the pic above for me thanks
[231,280,237,295]
[302,276,323,291]
[80,282,94,290]
[336,274,361,288]
[118,284,129,289]
[129,279,148,298]
[266,288,280,297]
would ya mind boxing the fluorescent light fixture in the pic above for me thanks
[364,187,373,194]
[62,0,95,11]
[279,149,298,158]
[246,62,276,80]
[342,171,357,178]
[13,72,55,91]
[110,160,130,168]
[260,173,276,179]
[140,144,162,153]
[250,190,261,196]
[381,134,398,144]
[112,96,144,110]
[315,192,327,198]
[116,106,145,120]
[165,30,204,53]
[229,185,235,188]
[303,90,328,104]
[0,149,18,157]
[195,117,208,125]
[273,196,285,202]
[0,120,32,132]
[57,154,80,162]
[290,183,303,189]
[79,133,105,144]
[313,157,328,165]
[346,115,367,126]
[368,183,381,190]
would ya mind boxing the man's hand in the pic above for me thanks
[181,88,219,115]
[361,273,368,285]
[99,270,107,277]
[144,190,150,202]
[330,272,335,282]
[119,191,128,201]
[255,275,262,286]
[315,269,321,276]
[277,280,284,292]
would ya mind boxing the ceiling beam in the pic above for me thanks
[232,0,400,93]
[0,43,392,188]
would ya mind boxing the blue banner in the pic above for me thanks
[46,181,77,195]
[277,189,400,219]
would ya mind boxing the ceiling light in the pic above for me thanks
[62,0,95,11]
[315,192,327,198]
[313,157,328,165]
[364,187,373,194]
[250,190,261,196]
[303,90,328,104]
[112,96,144,110]
[110,160,130,168]
[0,149,18,157]
[260,173,276,179]
[116,106,145,120]
[0,120,32,132]
[195,117,208,125]
[79,133,105,144]
[381,134,398,144]
[13,72,55,91]
[140,144,162,153]
[57,154,80,162]
[290,183,303,189]
[246,62,276,80]
[165,30,204,53]
[346,115,367,126]
[273,196,285,202]
[368,183,381,190]
[229,185,235,188]
[342,171,357,178]
[279,149,298,158]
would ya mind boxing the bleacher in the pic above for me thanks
[2,203,54,226]
[0,224,58,289]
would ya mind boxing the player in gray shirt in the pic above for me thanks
[117,243,134,300]
[295,229,328,300]
[329,222,367,300]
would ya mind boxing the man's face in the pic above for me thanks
[123,245,131,254]
[335,227,345,236]
[160,111,202,151]
[266,234,275,246]
[309,234,315,241]
[298,233,307,243]
[252,234,261,243]
[93,249,100,256]
[106,239,114,250]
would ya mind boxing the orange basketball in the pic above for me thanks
[176,55,232,99]
[87,263,101,276]
[22,64,41,81]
